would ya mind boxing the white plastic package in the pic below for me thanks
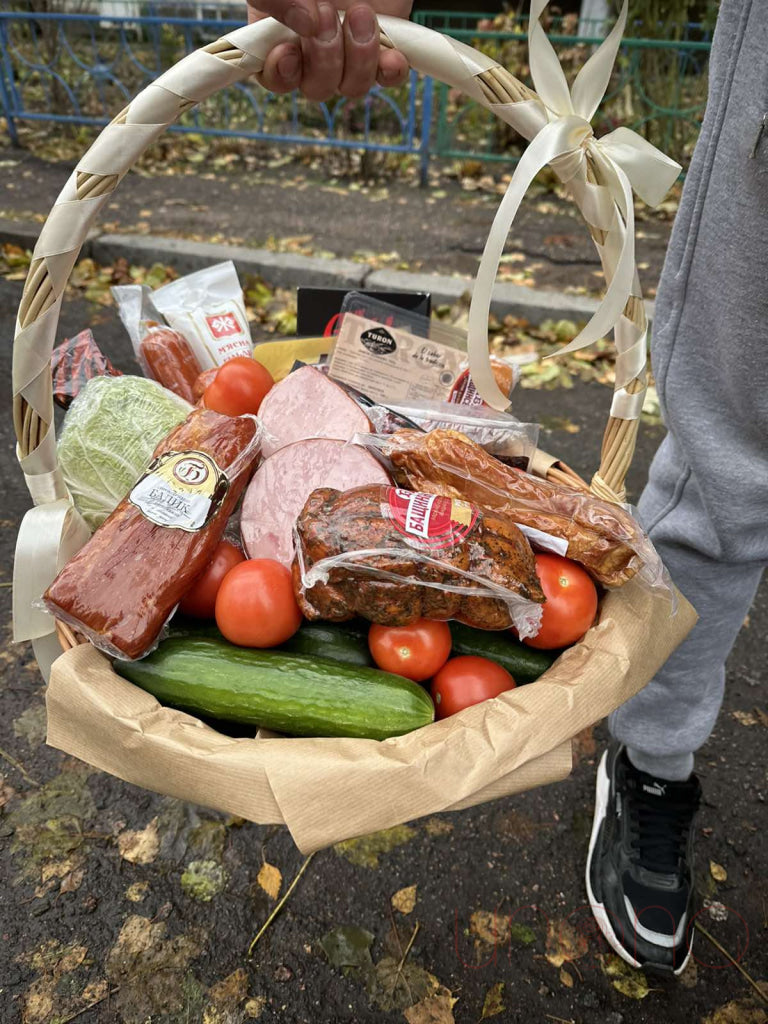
[152,261,253,370]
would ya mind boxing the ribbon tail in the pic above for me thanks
[528,0,574,116]
[13,500,91,682]
[570,0,628,121]
[468,119,585,410]
[544,155,637,359]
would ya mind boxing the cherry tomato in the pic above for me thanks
[203,357,274,417]
[523,552,598,650]
[179,540,245,619]
[431,656,515,719]
[368,619,452,682]
[215,559,302,647]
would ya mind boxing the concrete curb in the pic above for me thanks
[91,235,368,290]
[1,220,655,326]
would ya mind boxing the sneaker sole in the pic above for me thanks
[585,751,693,977]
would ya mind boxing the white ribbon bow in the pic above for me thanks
[467,0,681,412]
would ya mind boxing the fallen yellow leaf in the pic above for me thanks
[257,862,282,900]
[559,967,574,987]
[391,885,417,914]
[245,996,267,1018]
[117,818,159,865]
[710,861,728,883]
[403,987,457,1024]
[600,954,650,999]
[480,981,505,1019]
[545,918,588,968]
[23,976,55,1024]
[125,881,149,903]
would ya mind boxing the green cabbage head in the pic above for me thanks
[58,375,191,531]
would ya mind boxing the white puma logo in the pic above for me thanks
[642,782,667,797]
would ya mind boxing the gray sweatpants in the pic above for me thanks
[608,0,768,781]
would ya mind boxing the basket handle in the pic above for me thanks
[12,13,651,507]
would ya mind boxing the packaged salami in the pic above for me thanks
[292,484,545,639]
[361,428,672,596]
[112,284,202,403]
[51,329,122,409]
[44,408,262,660]
[152,262,253,370]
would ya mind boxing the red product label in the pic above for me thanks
[384,487,479,550]
[448,368,486,408]
[206,311,243,339]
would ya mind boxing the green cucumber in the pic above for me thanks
[115,637,433,741]
[168,617,373,667]
[280,620,372,667]
[449,622,556,683]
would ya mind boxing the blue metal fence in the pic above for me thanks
[0,10,434,181]
[0,9,711,181]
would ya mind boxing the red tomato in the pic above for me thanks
[215,559,302,647]
[431,656,515,719]
[203,357,274,417]
[179,540,245,619]
[524,552,598,650]
[368,619,452,682]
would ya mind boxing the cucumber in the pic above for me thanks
[280,620,372,667]
[168,617,373,668]
[115,637,433,741]
[449,622,556,683]
[166,616,554,684]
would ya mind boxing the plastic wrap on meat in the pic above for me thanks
[293,484,545,634]
[382,429,653,588]
[44,409,261,659]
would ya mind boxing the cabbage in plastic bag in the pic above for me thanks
[57,375,192,531]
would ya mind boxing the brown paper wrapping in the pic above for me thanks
[46,579,696,853]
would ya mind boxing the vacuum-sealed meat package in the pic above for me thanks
[363,399,539,471]
[51,329,122,409]
[365,428,669,593]
[151,261,253,370]
[293,484,545,638]
[44,409,262,659]
[112,284,202,403]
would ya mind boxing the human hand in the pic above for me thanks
[246,1,413,100]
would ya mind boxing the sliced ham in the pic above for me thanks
[241,438,390,566]
[258,365,372,458]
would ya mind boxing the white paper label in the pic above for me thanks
[164,302,252,370]
[329,314,466,404]
[130,450,229,532]
[515,523,569,556]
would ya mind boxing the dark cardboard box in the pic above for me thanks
[297,287,431,337]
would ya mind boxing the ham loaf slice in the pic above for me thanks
[258,365,372,458]
[241,438,390,566]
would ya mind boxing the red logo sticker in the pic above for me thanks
[206,311,242,338]
[384,487,479,550]
[448,368,485,408]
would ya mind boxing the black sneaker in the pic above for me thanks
[586,742,702,975]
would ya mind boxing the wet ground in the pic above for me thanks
[0,222,766,1023]
[0,141,674,296]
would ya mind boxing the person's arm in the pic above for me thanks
[246,1,412,99]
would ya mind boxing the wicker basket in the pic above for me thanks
[11,12,696,852]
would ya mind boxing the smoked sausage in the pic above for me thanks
[44,409,260,659]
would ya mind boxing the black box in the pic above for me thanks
[296,287,431,337]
